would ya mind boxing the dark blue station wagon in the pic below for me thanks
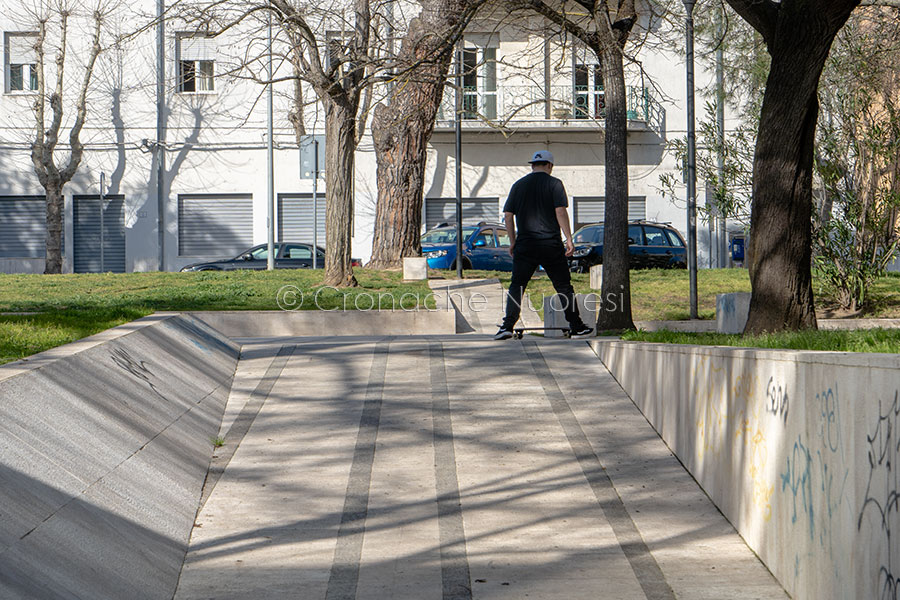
[568,220,687,272]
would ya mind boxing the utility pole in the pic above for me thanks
[312,138,319,270]
[455,45,463,280]
[716,7,727,268]
[156,0,165,271]
[266,10,275,270]
[684,0,699,319]
[100,172,106,273]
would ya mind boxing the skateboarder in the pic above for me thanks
[493,150,593,340]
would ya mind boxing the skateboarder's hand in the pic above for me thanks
[565,239,575,257]
[508,242,515,257]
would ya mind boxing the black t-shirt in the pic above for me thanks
[503,172,568,242]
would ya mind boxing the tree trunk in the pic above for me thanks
[595,46,635,331]
[44,181,64,274]
[368,5,464,269]
[323,99,359,287]
[743,15,844,333]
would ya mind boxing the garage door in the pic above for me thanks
[573,196,646,230]
[278,193,326,246]
[0,196,46,258]
[424,197,500,229]
[73,195,125,273]
[178,194,253,257]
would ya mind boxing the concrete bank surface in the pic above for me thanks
[592,339,900,600]
[174,336,785,600]
[0,313,239,600]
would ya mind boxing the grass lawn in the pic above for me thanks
[620,328,900,354]
[432,268,748,321]
[430,267,900,353]
[4,267,900,364]
[0,269,432,365]
[433,268,900,321]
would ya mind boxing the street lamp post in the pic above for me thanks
[684,0,699,319]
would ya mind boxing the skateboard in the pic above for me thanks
[512,327,571,339]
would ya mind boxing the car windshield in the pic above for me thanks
[421,227,477,245]
[241,245,278,260]
[573,226,603,244]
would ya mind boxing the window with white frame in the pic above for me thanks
[461,35,498,121]
[325,30,354,78]
[177,34,216,93]
[5,33,38,93]
[573,46,604,119]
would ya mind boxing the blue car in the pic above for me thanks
[421,222,514,271]
[569,220,688,272]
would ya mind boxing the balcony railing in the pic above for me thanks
[437,84,664,135]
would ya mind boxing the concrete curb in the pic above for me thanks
[0,314,239,600]
[189,309,456,338]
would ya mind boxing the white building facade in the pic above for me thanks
[0,1,738,274]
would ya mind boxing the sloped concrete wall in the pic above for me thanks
[591,340,900,600]
[0,314,239,600]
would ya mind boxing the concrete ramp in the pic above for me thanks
[0,314,239,600]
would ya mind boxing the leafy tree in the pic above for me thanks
[723,0,860,333]
[814,7,900,312]
[658,101,754,228]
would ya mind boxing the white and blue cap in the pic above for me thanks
[528,150,554,164]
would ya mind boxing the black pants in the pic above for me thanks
[502,238,584,330]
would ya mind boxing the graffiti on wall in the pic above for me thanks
[748,428,774,521]
[693,360,779,521]
[766,377,789,424]
[815,386,849,561]
[778,384,850,578]
[781,435,815,540]
[858,391,900,600]
[110,346,169,402]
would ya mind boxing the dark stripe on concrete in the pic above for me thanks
[522,341,676,600]
[199,344,295,508]
[429,341,473,600]
[325,339,391,600]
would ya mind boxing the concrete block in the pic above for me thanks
[716,292,751,333]
[590,339,900,600]
[589,264,603,290]
[402,257,427,280]
[543,293,598,337]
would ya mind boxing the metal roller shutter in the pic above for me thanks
[178,194,253,257]
[573,196,647,230]
[424,197,500,230]
[73,195,126,273]
[278,194,326,246]
[0,196,46,258]
[179,35,216,61]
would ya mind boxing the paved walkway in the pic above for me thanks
[174,336,787,600]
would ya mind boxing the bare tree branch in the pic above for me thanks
[61,7,104,182]
[723,0,778,47]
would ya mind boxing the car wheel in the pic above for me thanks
[450,258,472,270]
